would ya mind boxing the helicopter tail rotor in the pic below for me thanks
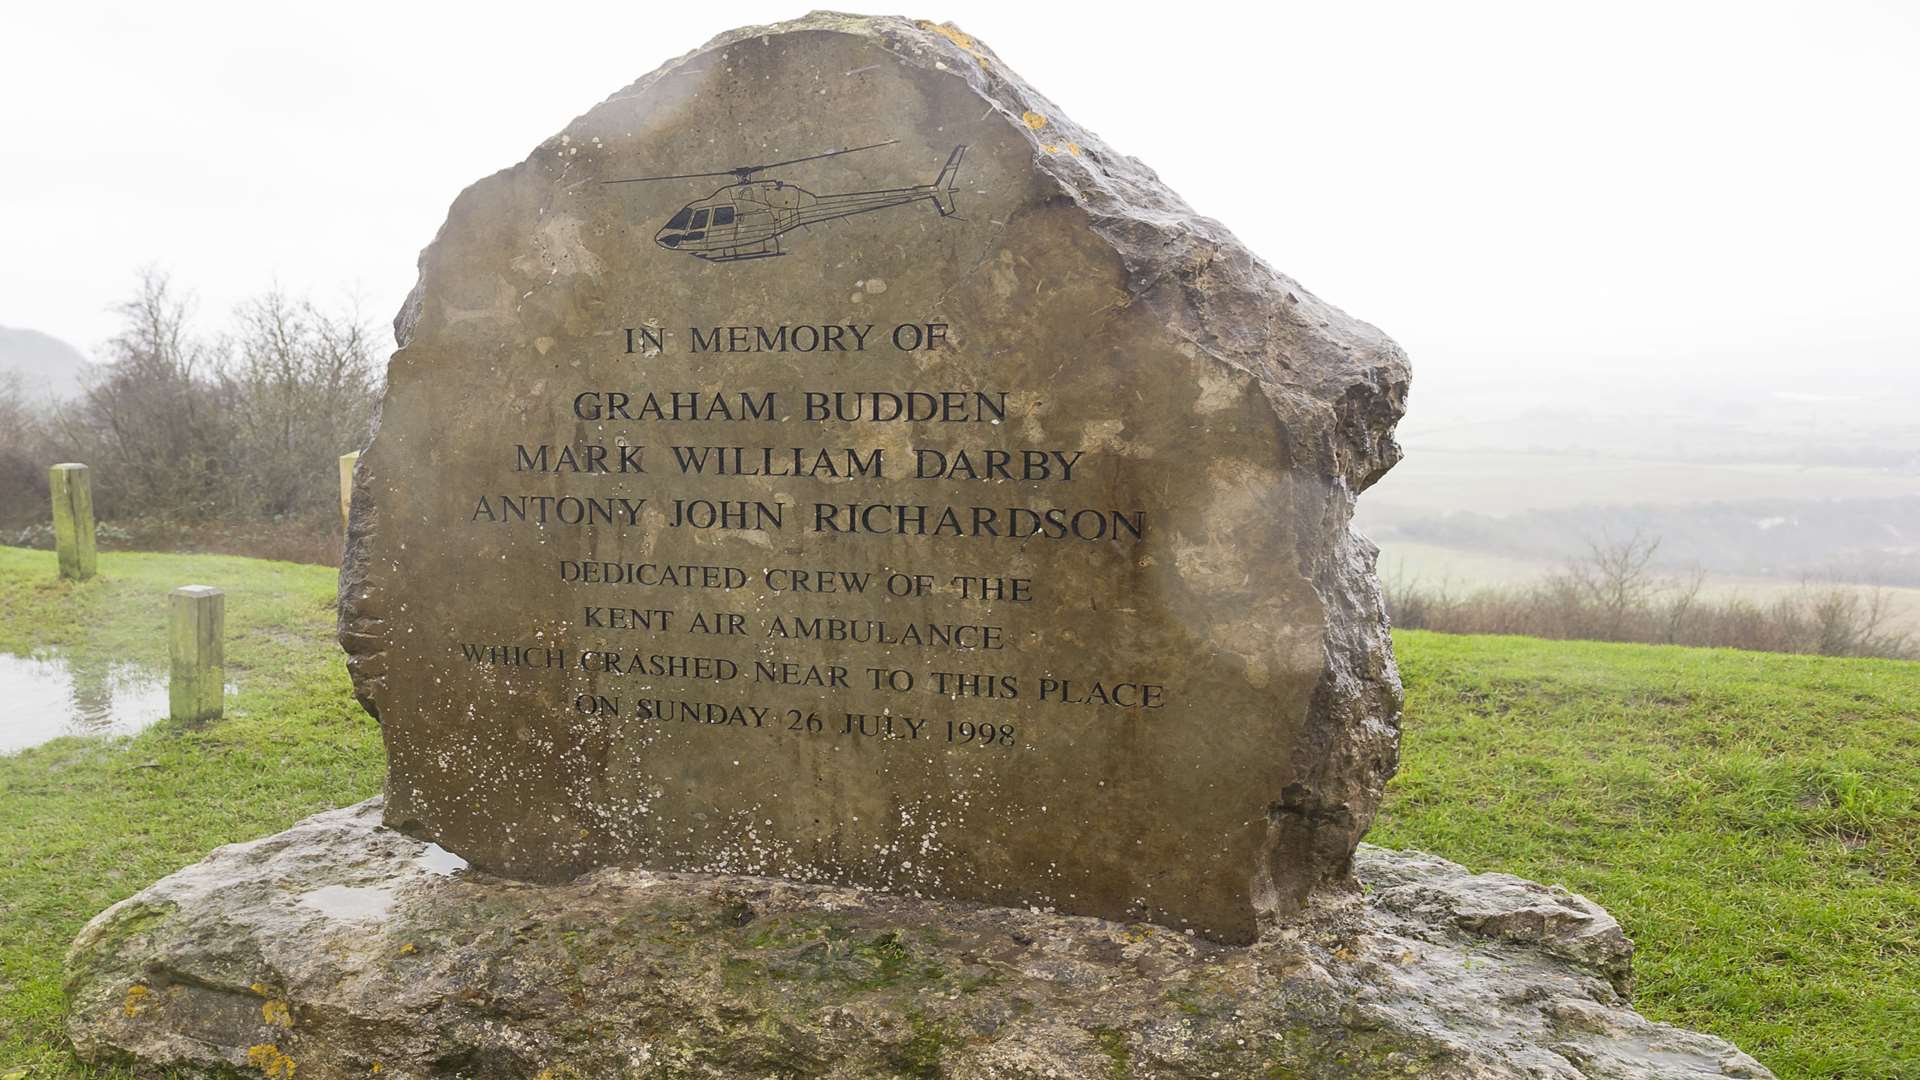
[929,145,966,216]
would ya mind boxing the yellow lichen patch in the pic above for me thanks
[1041,144,1060,154]
[398,942,418,956]
[918,21,992,69]
[262,998,293,1027]
[1023,110,1047,130]
[250,981,270,996]
[123,983,149,1018]
[248,1043,298,1078]
[1067,142,1081,156]
[370,1065,383,1074]
[920,21,976,51]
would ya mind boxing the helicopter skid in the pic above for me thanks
[695,249,788,262]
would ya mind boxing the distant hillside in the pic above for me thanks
[1396,352,1920,471]
[0,326,88,401]
[1384,495,1920,587]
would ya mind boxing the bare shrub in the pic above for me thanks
[44,270,238,520]
[1552,531,1662,639]
[0,269,382,559]
[0,374,50,521]
[1385,536,1916,660]
[226,290,380,519]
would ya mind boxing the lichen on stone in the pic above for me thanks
[63,800,1773,1078]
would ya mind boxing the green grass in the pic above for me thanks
[0,547,382,1076]
[1371,631,1919,1079]
[0,549,1915,1078]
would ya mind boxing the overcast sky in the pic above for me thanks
[4,1,1916,387]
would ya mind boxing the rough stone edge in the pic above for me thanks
[338,11,1411,923]
[65,800,1775,1079]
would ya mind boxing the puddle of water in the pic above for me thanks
[0,649,169,754]
[416,842,470,876]
[0,648,229,755]
[298,884,396,922]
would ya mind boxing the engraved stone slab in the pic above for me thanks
[340,13,1410,943]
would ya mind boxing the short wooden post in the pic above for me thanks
[49,463,98,580]
[339,451,360,529]
[169,585,225,723]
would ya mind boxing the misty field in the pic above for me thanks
[1362,449,1919,519]
[1362,446,1920,640]
[0,547,1915,1077]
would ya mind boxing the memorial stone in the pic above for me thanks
[339,12,1410,944]
[66,18,1779,1078]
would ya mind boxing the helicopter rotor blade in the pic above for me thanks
[742,139,898,173]
[601,139,900,186]
[602,168,748,185]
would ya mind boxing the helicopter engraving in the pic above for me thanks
[604,140,966,262]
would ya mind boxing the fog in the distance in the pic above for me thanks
[3,0,1915,613]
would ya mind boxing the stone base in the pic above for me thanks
[66,801,1772,1079]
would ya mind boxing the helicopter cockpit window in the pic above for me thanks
[665,207,694,230]
[690,208,710,230]
[713,206,735,226]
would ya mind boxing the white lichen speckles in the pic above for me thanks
[334,8,1413,950]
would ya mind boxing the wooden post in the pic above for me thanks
[49,463,98,580]
[339,451,360,530]
[169,585,225,723]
